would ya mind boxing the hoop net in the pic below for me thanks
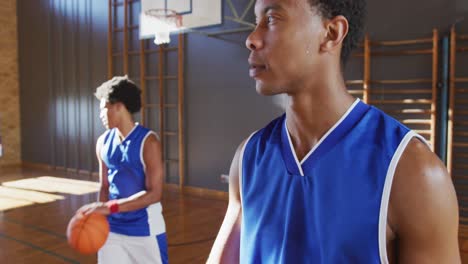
[142,9,182,45]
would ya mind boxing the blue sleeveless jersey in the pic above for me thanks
[240,99,424,263]
[100,124,166,237]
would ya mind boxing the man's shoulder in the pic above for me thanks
[366,105,408,128]
[97,129,113,144]
[254,114,285,137]
[389,137,458,261]
[396,137,445,180]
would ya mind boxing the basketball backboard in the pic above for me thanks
[140,0,222,44]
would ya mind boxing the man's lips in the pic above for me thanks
[248,62,267,78]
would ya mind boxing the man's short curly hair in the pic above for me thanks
[95,76,142,114]
[309,0,367,65]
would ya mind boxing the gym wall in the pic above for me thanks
[18,0,461,192]
[0,0,21,167]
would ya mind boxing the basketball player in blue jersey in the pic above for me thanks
[208,0,460,263]
[77,76,168,264]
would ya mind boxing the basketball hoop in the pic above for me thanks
[143,9,182,45]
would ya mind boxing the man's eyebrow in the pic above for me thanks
[256,3,285,16]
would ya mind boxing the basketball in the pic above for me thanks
[66,212,110,254]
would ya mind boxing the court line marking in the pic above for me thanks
[0,232,79,264]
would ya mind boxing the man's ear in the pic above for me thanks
[320,15,349,53]
[115,102,124,113]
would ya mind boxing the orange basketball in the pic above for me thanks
[66,213,110,254]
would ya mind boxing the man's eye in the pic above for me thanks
[267,16,274,24]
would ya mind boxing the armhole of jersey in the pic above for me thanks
[378,130,428,263]
[239,131,257,208]
[97,135,104,160]
[140,131,160,172]
[97,130,110,161]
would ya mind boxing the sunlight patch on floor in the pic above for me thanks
[0,176,99,211]
[0,186,65,211]
[2,176,100,195]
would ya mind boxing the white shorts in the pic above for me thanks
[98,232,168,264]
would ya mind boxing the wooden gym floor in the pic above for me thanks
[0,166,226,263]
[1,166,467,263]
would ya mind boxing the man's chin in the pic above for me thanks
[255,82,282,96]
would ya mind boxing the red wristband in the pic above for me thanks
[106,200,119,214]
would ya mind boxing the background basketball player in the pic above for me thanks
[77,76,168,264]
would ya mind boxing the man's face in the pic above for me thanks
[246,0,326,95]
[99,98,118,129]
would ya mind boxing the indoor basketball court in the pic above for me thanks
[1,0,468,263]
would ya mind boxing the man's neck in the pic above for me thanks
[284,79,355,161]
[116,118,136,140]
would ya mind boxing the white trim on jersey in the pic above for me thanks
[378,130,429,263]
[118,123,139,143]
[140,131,160,172]
[284,98,361,176]
[299,98,360,165]
[147,202,166,235]
[239,132,257,208]
[284,122,306,176]
[139,130,166,237]
[283,99,361,177]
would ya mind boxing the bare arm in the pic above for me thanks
[116,133,163,212]
[207,140,246,264]
[389,138,460,263]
